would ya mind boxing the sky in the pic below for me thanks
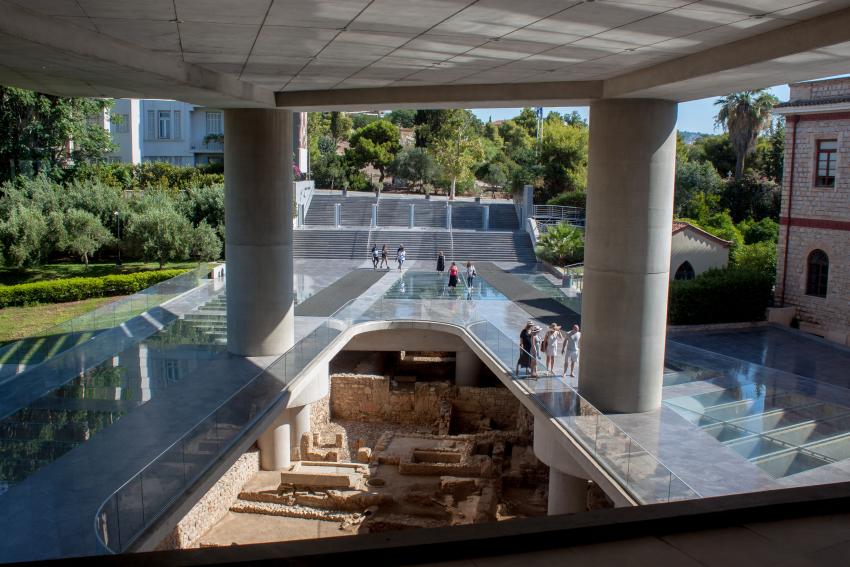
[469,84,791,135]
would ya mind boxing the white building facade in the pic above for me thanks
[106,100,306,171]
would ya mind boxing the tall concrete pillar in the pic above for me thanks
[547,469,587,515]
[290,405,311,460]
[455,349,481,387]
[408,203,415,228]
[579,99,677,413]
[481,205,489,231]
[258,409,292,470]
[224,109,294,356]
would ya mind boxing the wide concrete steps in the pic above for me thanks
[293,229,535,263]
[304,195,519,231]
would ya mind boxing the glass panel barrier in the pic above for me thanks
[466,320,699,505]
[0,265,210,386]
[93,308,351,554]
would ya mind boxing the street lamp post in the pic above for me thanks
[114,210,122,266]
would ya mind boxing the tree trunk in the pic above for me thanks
[450,177,457,201]
[735,153,745,179]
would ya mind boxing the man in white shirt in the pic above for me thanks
[562,324,581,377]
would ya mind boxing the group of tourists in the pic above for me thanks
[436,250,476,291]
[515,321,581,379]
[371,244,405,271]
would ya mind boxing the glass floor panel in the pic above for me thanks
[0,294,228,496]
[383,272,507,300]
[666,381,850,479]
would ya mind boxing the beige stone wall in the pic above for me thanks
[329,374,520,430]
[790,78,850,101]
[776,108,850,345]
[669,229,729,280]
[157,448,260,550]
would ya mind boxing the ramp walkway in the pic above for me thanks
[475,262,580,328]
[294,269,385,317]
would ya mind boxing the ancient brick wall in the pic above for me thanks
[329,374,521,430]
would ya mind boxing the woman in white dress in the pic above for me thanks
[541,323,563,373]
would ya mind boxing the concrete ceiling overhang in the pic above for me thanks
[1,0,850,110]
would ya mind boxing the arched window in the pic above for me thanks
[675,261,695,281]
[806,250,829,297]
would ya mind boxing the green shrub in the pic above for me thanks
[546,191,586,208]
[535,222,584,266]
[0,269,189,307]
[731,241,776,279]
[668,268,773,325]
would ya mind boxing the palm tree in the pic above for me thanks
[715,90,779,179]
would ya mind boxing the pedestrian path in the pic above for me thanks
[475,262,580,328]
[294,269,386,317]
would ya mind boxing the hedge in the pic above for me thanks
[0,269,191,308]
[668,268,773,325]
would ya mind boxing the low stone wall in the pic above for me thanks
[330,374,521,432]
[157,448,260,550]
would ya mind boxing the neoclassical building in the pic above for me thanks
[774,78,850,346]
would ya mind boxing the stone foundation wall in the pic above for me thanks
[157,448,260,550]
[330,374,521,430]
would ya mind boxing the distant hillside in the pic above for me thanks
[679,130,709,144]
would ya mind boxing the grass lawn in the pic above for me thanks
[0,261,198,286]
[0,296,123,344]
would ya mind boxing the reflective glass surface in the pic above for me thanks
[0,293,227,496]
[666,383,850,478]
[383,271,507,301]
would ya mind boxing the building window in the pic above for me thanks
[674,261,695,281]
[806,249,829,297]
[110,113,129,134]
[206,111,222,135]
[815,139,837,187]
[158,111,171,139]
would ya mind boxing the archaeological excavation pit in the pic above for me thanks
[156,331,613,550]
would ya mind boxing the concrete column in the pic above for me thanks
[334,202,341,228]
[446,205,452,230]
[224,109,294,356]
[290,405,312,460]
[371,203,378,228]
[547,469,587,515]
[579,99,677,413]
[258,409,292,470]
[409,203,415,228]
[481,205,489,231]
[454,349,481,387]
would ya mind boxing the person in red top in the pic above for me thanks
[448,262,459,288]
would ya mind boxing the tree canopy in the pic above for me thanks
[345,119,401,182]
[715,90,779,179]
[0,86,114,183]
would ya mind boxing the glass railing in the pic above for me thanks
[94,302,350,554]
[0,265,212,384]
[467,320,699,505]
[95,298,699,554]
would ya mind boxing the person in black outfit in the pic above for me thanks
[436,250,445,275]
[516,321,534,376]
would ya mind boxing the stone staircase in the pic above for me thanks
[294,229,535,263]
[304,194,519,231]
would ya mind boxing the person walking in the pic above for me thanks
[396,244,406,271]
[562,324,581,377]
[515,321,534,376]
[448,262,459,288]
[436,250,445,275]
[465,260,476,288]
[541,323,563,373]
[379,244,389,270]
[529,325,542,378]
[371,244,379,269]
